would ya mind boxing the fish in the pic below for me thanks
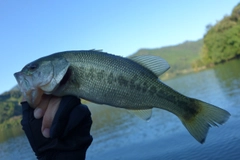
[14,50,230,143]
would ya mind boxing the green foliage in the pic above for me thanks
[200,3,240,65]
[0,90,22,124]
[0,116,22,131]
[0,115,23,143]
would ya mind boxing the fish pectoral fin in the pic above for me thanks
[128,109,152,121]
[129,55,170,76]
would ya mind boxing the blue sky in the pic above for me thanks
[0,0,239,93]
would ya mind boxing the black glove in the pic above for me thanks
[21,96,93,160]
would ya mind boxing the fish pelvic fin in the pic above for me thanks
[180,99,230,144]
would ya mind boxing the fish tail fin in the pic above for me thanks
[180,99,230,143]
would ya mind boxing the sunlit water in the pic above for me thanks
[1,59,240,160]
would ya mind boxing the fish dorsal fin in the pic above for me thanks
[128,109,152,121]
[90,49,103,52]
[129,55,170,76]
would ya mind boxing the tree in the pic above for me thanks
[200,3,240,65]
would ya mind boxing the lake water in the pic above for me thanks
[0,59,240,160]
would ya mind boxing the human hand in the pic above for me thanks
[21,96,93,159]
[34,95,61,138]
[22,94,61,138]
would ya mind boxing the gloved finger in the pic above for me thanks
[21,101,35,125]
[21,101,48,153]
[41,96,61,138]
[34,94,52,119]
[63,104,92,137]
[40,103,92,152]
[50,96,80,138]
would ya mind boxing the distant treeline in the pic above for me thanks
[194,3,240,67]
[132,3,240,79]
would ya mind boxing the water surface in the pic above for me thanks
[0,59,240,160]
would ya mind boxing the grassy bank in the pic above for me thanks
[0,116,23,143]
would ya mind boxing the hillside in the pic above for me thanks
[130,39,203,79]
[0,89,23,141]
[0,90,22,123]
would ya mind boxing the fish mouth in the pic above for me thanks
[14,72,31,92]
[14,71,41,107]
[14,72,23,86]
[14,72,29,93]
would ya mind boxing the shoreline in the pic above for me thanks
[161,57,239,81]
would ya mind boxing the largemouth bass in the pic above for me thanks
[14,50,230,143]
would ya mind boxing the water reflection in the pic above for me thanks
[165,59,240,114]
[88,103,183,155]
[213,59,240,111]
[213,59,240,89]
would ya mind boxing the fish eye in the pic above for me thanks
[28,63,38,71]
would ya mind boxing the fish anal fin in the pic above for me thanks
[129,55,170,76]
[128,109,152,121]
